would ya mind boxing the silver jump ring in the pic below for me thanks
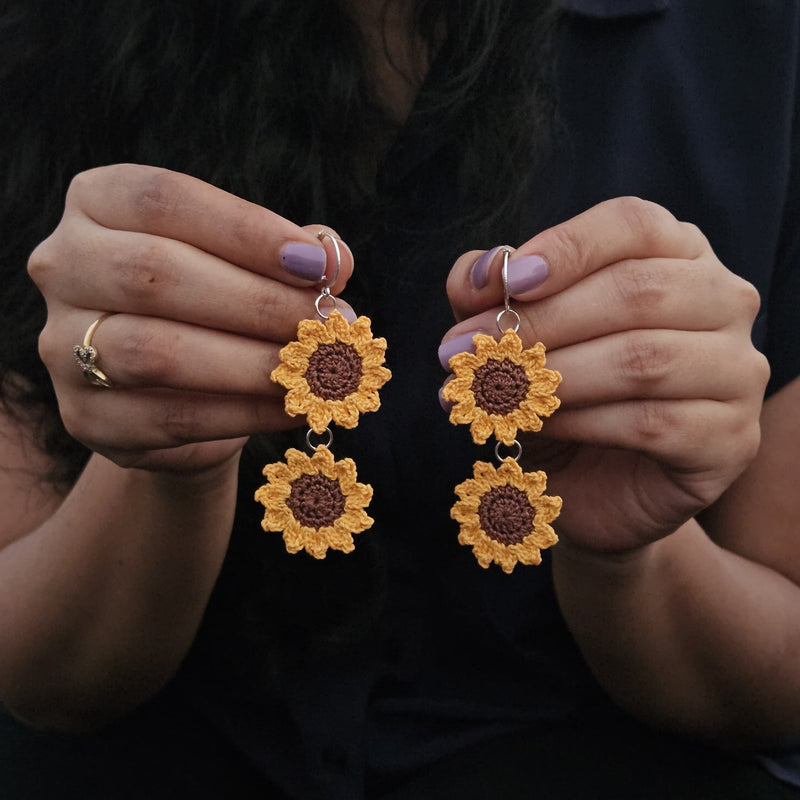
[495,439,522,463]
[496,306,521,333]
[315,291,338,319]
[306,426,334,451]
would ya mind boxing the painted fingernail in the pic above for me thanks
[280,242,327,281]
[338,306,358,323]
[438,331,481,371]
[506,255,548,297]
[438,385,453,412]
[470,246,504,290]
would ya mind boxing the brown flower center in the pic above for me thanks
[478,485,535,545]
[287,473,346,529]
[472,359,529,415]
[306,342,363,400]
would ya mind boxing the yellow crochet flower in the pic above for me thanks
[272,310,391,433]
[255,445,374,558]
[451,458,561,573]
[442,331,561,446]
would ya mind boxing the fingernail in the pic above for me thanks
[506,255,548,297]
[438,331,481,371]
[280,242,327,281]
[470,246,504,290]
[338,306,358,323]
[438,385,453,412]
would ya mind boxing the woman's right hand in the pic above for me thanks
[28,164,354,473]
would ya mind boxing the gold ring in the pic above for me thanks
[73,313,115,388]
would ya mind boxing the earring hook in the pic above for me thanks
[497,246,521,334]
[314,230,343,319]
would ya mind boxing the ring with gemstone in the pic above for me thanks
[73,313,115,388]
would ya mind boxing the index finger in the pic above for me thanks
[450,197,708,316]
[66,164,353,293]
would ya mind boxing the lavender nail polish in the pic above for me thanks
[438,331,481,371]
[438,386,453,412]
[506,255,548,297]
[470,246,504,290]
[280,242,327,281]
[338,306,358,323]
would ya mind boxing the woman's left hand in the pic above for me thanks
[441,197,770,554]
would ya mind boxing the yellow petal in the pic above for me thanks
[353,391,381,414]
[332,401,360,429]
[492,416,519,447]
[306,402,334,434]
[448,350,482,374]
[468,415,495,445]
[327,310,352,340]
[494,330,524,359]
[284,386,313,417]
[324,527,356,553]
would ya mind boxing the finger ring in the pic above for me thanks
[73,313,115,388]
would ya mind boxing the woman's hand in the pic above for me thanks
[441,197,770,554]
[28,164,354,473]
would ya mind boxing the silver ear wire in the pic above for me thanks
[314,230,343,319]
[497,246,521,333]
[316,230,342,288]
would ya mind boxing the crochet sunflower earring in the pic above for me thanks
[442,247,562,573]
[255,232,391,558]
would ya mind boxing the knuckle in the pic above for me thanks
[134,169,184,224]
[112,239,176,301]
[549,224,591,275]
[246,279,293,328]
[159,399,199,445]
[678,221,709,255]
[611,260,668,316]
[742,347,771,396]
[631,400,676,445]
[64,168,95,205]
[117,321,178,385]
[225,198,265,252]
[615,333,673,388]
[738,420,763,464]
[736,277,762,321]
[614,196,674,251]
[65,165,124,208]
[755,350,771,388]
[27,236,59,287]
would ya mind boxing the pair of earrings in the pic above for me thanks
[255,242,561,572]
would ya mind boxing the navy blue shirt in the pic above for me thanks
[172,2,800,798]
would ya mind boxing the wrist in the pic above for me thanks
[552,521,709,600]
[105,450,242,500]
[552,535,659,581]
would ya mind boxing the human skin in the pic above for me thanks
[443,196,800,747]
[3,175,799,749]
[0,164,355,729]
[0,1,425,733]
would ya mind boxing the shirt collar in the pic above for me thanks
[556,0,669,18]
